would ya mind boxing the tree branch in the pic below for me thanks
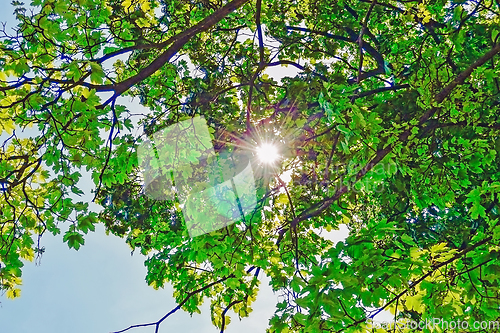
[356,0,377,83]
[286,26,351,43]
[220,299,244,333]
[247,0,265,131]
[350,84,410,100]
[113,276,233,333]
[95,0,250,95]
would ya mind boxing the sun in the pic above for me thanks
[256,143,279,164]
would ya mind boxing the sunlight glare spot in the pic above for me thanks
[257,143,279,164]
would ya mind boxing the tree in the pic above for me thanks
[1,0,500,332]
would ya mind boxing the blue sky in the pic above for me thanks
[0,221,278,333]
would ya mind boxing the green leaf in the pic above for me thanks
[63,232,85,250]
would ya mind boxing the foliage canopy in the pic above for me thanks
[1,0,500,331]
